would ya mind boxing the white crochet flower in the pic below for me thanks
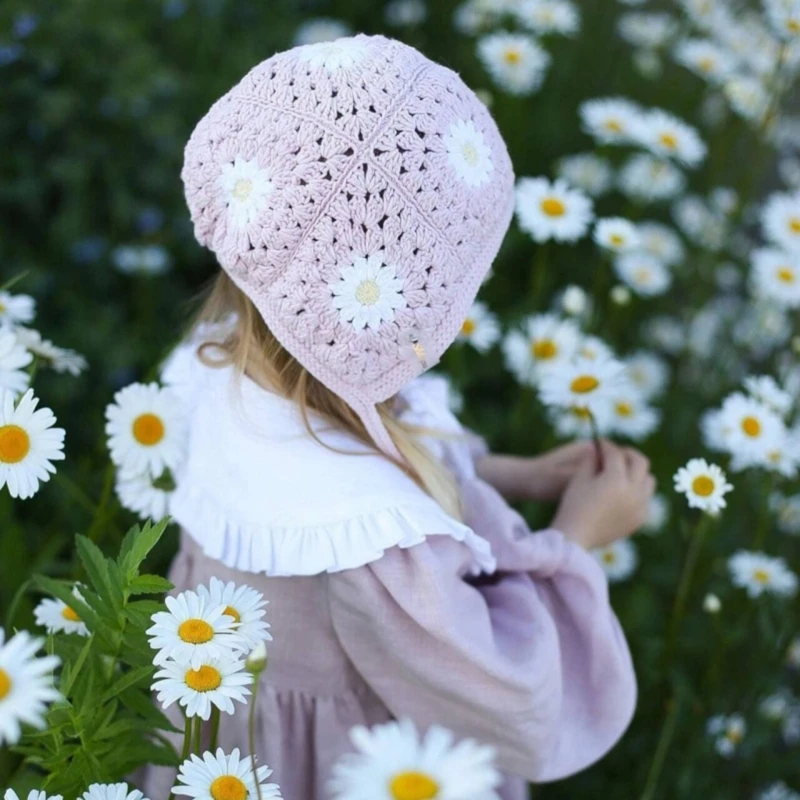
[331,254,407,331]
[219,156,275,229]
[298,38,370,71]
[444,119,493,188]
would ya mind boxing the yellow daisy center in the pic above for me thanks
[634,267,652,284]
[726,727,744,743]
[604,119,623,133]
[503,48,522,65]
[132,413,165,446]
[788,18,800,33]
[570,375,599,394]
[540,197,566,217]
[532,338,558,360]
[210,775,248,800]
[223,605,241,624]
[777,267,796,284]
[61,606,81,622]
[389,772,440,800]
[0,301,5,313]
[177,618,215,644]
[698,56,716,72]
[0,667,11,700]
[753,568,771,584]
[231,178,253,202]
[790,217,800,234]
[610,234,625,247]
[461,318,476,335]
[0,424,30,464]
[602,551,617,564]
[615,402,633,417]
[461,142,479,166]
[692,476,715,497]
[741,416,761,437]
[659,132,678,150]
[185,664,223,693]
[355,279,380,306]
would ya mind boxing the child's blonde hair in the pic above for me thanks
[191,273,462,520]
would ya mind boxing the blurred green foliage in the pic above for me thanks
[0,0,798,797]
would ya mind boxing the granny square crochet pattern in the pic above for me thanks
[182,34,515,455]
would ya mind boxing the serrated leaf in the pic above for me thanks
[128,573,173,595]
[76,535,119,612]
[97,665,154,704]
[119,518,170,579]
[118,687,180,732]
[60,633,94,697]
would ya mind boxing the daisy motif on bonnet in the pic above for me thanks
[181,34,515,458]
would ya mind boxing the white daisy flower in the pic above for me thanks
[576,335,614,363]
[4,791,63,800]
[293,17,351,46]
[112,245,170,276]
[0,330,32,397]
[728,551,799,598]
[751,248,800,307]
[618,12,678,49]
[764,0,800,41]
[331,253,407,331]
[680,0,731,30]
[152,653,252,720]
[79,785,146,800]
[197,577,271,653]
[614,253,672,296]
[34,586,89,637]
[172,748,281,799]
[559,284,590,316]
[444,119,493,188]
[502,313,581,385]
[717,392,785,466]
[673,458,732,515]
[744,375,792,417]
[514,0,580,36]
[115,470,173,522]
[385,0,427,26]
[147,590,243,669]
[761,440,800,479]
[757,782,800,800]
[618,154,686,203]
[706,714,746,757]
[762,191,800,253]
[329,717,501,800]
[538,354,628,415]
[476,31,551,95]
[673,196,726,251]
[556,153,614,197]
[0,389,65,500]
[13,328,87,376]
[515,177,594,243]
[105,382,187,479]
[759,689,795,722]
[645,314,685,354]
[457,301,501,352]
[637,221,685,266]
[642,493,669,534]
[0,629,61,746]
[625,351,669,398]
[592,539,638,582]
[631,109,707,167]
[773,493,800,535]
[298,38,371,72]
[724,76,770,124]
[593,217,641,253]
[674,38,738,83]
[218,156,275,229]
[550,402,613,439]
[608,390,661,440]
[579,97,643,145]
[0,292,35,327]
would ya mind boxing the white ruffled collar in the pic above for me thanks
[162,342,495,577]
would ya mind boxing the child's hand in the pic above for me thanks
[525,440,599,501]
[551,441,655,550]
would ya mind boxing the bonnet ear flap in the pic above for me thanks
[353,401,405,464]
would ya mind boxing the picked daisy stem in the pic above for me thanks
[249,677,264,800]
[587,410,604,472]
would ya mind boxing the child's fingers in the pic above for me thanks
[600,441,626,476]
[623,448,650,481]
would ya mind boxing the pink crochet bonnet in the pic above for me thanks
[181,34,515,459]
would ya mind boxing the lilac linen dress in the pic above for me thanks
[143,348,636,800]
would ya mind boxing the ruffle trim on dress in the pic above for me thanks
[170,482,497,578]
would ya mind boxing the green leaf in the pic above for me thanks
[60,634,94,697]
[97,665,154,704]
[119,518,170,579]
[76,535,119,611]
[128,574,173,595]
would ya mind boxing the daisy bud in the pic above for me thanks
[561,285,588,316]
[703,593,721,614]
[246,641,268,674]
[610,285,632,305]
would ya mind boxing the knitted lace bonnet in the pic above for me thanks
[181,34,515,459]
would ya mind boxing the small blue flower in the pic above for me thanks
[0,44,23,67]
[163,0,188,19]
[13,13,39,39]
[136,207,165,235]
[71,237,107,264]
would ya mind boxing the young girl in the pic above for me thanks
[149,34,653,799]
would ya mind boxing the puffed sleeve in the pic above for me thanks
[327,530,636,782]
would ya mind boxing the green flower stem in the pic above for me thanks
[210,706,221,751]
[640,691,682,800]
[754,473,775,550]
[249,677,264,800]
[87,463,116,545]
[665,515,710,663]
[192,713,202,754]
[529,242,549,311]
[168,714,194,800]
